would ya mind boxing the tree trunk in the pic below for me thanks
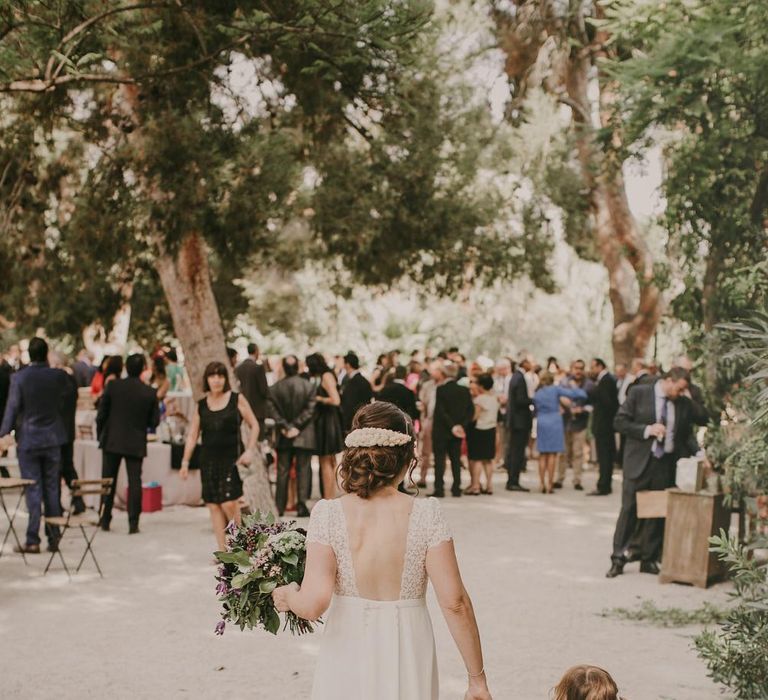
[494,1,663,365]
[564,48,662,366]
[154,232,231,399]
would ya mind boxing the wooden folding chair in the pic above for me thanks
[44,478,113,578]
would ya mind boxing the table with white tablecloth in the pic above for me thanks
[70,440,202,510]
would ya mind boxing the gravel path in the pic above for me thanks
[0,464,729,699]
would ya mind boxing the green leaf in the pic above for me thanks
[281,553,299,566]
[264,605,281,635]
[259,580,277,594]
[214,550,251,568]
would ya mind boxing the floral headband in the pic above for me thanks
[344,427,413,448]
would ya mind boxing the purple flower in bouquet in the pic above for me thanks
[213,510,320,636]
[214,620,225,636]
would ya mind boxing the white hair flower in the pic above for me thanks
[344,427,412,448]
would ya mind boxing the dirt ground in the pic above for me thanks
[0,463,729,699]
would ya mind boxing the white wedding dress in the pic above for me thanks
[305,496,452,700]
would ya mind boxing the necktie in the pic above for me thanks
[652,398,668,458]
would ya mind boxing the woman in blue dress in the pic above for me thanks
[533,372,588,493]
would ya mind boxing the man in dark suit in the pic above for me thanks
[430,362,473,497]
[267,355,317,517]
[377,365,419,421]
[607,367,699,577]
[0,355,12,478]
[504,356,533,492]
[234,342,270,434]
[587,358,620,495]
[50,351,86,515]
[96,354,160,534]
[0,337,69,553]
[339,351,373,434]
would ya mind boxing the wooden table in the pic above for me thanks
[0,477,36,564]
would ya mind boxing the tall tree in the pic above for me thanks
[490,0,663,364]
[1,1,540,391]
[602,0,768,395]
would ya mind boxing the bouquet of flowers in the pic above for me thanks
[213,511,318,636]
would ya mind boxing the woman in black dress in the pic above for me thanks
[306,353,344,499]
[180,361,260,552]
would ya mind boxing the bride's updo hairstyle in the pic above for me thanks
[339,402,417,499]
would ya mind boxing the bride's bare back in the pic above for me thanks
[340,491,414,601]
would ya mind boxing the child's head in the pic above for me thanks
[553,666,621,700]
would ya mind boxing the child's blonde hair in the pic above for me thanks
[553,665,623,700]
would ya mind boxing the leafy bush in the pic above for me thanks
[695,532,768,699]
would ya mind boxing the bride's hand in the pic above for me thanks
[272,582,299,612]
[464,675,491,700]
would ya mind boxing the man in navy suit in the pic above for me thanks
[505,356,533,492]
[0,337,68,553]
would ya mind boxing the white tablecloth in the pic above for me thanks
[70,440,202,510]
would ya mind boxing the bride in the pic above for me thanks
[272,402,492,700]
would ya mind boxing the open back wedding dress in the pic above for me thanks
[306,496,452,699]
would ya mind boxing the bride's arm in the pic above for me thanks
[426,541,491,699]
[273,543,336,621]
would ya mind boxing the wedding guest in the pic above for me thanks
[431,362,473,498]
[49,351,85,515]
[0,337,68,554]
[181,361,259,550]
[226,347,238,370]
[339,351,373,434]
[235,342,271,433]
[493,358,512,468]
[164,348,186,391]
[371,352,394,393]
[673,355,710,426]
[5,343,23,371]
[306,352,344,500]
[553,665,621,700]
[149,355,170,401]
[448,347,468,379]
[72,349,97,388]
[405,359,422,392]
[505,356,533,492]
[607,367,699,577]
[272,402,492,700]
[92,354,124,405]
[533,372,588,493]
[90,355,111,398]
[97,354,160,534]
[0,352,11,429]
[614,362,629,403]
[466,374,499,495]
[416,361,441,488]
[267,356,317,517]
[587,358,619,496]
[377,365,419,421]
[554,359,593,491]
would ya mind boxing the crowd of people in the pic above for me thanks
[0,337,709,581]
[0,337,703,698]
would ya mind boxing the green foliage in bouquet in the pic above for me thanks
[214,511,317,636]
[695,532,768,700]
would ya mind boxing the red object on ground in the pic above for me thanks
[125,485,163,512]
